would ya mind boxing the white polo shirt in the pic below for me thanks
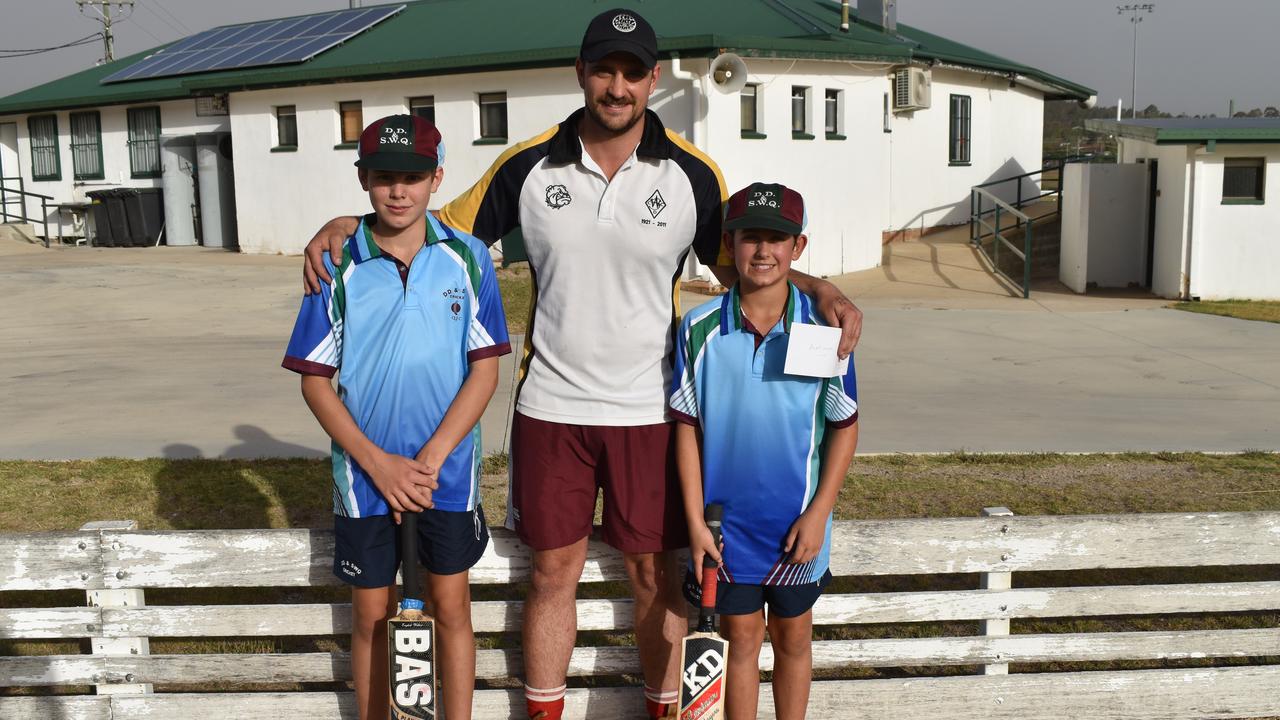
[441,109,727,426]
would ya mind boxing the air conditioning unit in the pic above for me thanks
[894,68,931,112]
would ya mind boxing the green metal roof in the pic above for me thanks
[0,0,1093,116]
[1085,118,1280,144]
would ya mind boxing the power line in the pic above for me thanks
[136,0,190,37]
[0,33,105,59]
[141,0,191,35]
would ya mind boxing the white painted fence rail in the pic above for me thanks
[1,510,1278,719]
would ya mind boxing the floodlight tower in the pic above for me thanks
[77,0,135,64]
[1117,4,1155,118]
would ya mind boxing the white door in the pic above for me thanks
[0,123,17,180]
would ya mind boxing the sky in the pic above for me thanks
[0,0,1276,115]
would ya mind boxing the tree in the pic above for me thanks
[1265,106,1280,118]
[1142,104,1161,117]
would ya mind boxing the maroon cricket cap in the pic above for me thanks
[355,114,441,172]
[580,8,658,69]
[723,182,807,235]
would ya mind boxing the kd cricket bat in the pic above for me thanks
[388,511,437,719]
[678,502,727,720]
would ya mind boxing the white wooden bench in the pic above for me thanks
[2,510,1278,719]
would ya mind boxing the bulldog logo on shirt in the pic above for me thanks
[546,184,572,209]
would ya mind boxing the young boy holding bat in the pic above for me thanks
[282,114,509,720]
[669,183,859,720]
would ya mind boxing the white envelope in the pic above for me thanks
[783,323,849,378]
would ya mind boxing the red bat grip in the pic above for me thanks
[699,562,719,611]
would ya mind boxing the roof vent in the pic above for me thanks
[859,0,898,33]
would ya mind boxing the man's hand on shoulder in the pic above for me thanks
[813,280,862,357]
[303,216,361,294]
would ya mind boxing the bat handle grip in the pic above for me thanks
[401,511,423,607]
[698,503,724,628]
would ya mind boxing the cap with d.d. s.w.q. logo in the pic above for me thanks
[723,182,807,235]
[355,114,443,172]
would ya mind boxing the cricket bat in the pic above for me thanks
[678,502,727,720]
[388,511,437,719]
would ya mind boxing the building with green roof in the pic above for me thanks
[0,0,1093,276]
[1066,118,1280,300]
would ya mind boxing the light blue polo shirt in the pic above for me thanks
[283,214,510,517]
[669,283,857,585]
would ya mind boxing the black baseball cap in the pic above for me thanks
[580,8,658,69]
[354,114,442,172]
[724,183,808,235]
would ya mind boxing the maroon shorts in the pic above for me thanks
[507,411,689,553]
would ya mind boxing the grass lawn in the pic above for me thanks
[1171,299,1280,323]
[2,452,1277,532]
[496,262,532,335]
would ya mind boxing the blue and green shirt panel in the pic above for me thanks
[283,214,511,517]
[669,283,857,585]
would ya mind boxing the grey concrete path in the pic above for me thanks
[2,235,1277,460]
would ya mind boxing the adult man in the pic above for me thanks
[302,9,862,719]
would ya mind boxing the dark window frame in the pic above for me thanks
[741,83,760,134]
[1222,157,1265,204]
[127,106,162,179]
[824,88,842,135]
[949,94,972,165]
[338,101,362,146]
[791,85,811,137]
[70,110,105,181]
[408,96,435,124]
[28,114,61,181]
[275,105,297,149]
[478,92,508,141]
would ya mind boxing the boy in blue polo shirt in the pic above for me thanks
[669,182,858,720]
[282,114,510,720]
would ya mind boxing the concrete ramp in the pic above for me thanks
[0,223,38,244]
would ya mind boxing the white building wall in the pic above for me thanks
[700,58,891,276]
[230,65,696,255]
[1120,139,1193,298]
[1187,144,1280,300]
[887,68,1044,232]
[0,100,228,227]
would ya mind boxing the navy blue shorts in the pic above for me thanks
[333,505,489,588]
[683,567,832,618]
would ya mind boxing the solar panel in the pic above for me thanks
[100,4,405,84]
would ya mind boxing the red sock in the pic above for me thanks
[644,686,679,719]
[645,697,673,719]
[525,683,566,720]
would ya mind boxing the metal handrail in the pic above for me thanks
[0,178,53,247]
[971,186,1034,298]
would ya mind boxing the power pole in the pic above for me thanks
[1116,4,1155,119]
[77,0,135,64]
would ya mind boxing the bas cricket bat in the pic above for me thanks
[678,503,727,720]
[388,511,437,719]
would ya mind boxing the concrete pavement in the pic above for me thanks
[2,233,1277,459]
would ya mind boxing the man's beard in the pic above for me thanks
[584,97,645,136]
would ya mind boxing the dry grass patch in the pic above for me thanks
[1171,299,1280,323]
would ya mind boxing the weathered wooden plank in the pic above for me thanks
[97,529,338,588]
[0,696,109,720]
[55,666,1280,719]
[7,628,1276,686]
[810,580,1280,625]
[88,513,1280,588]
[80,579,1280,640]
[799,666,1280,720]
[0,531,101,591]
[827,512,1280,575]
[0,607,100,639]
[97,598,637,637]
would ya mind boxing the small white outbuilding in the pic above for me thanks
[1080,118,1280,300]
